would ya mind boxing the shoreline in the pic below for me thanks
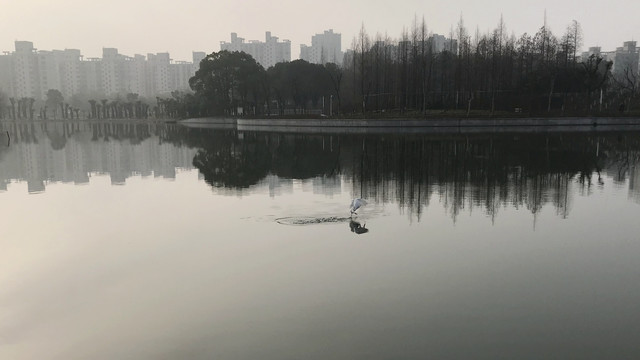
[179,116,640,134]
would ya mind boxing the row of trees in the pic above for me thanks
[86,93,150,120]
[1,89,93,120]
[0,89,180,120]
[0,95,37,120]
[185,17,637,118]
[342,18,598,115]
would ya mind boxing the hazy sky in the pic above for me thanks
[1,0,638,62]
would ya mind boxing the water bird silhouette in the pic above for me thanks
[349,219,369,234]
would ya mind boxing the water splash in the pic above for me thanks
[276,216,352,226]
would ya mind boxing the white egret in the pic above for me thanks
[349,198,367,216]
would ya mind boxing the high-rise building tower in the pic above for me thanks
[220,32,291,69]
[300,29,342,65]
[13,41,40,98]
[613,41,639,77]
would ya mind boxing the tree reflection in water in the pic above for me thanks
[182,128,640,222]
[4,121,640,223]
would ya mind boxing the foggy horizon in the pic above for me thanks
[2,0,638,62]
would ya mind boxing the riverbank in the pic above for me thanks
[179,116,640,134]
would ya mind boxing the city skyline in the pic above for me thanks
[1,36,637,112]
[0,41,203,102]
[1,0,638,63]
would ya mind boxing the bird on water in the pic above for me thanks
[349,198,367,216]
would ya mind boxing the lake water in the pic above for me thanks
[1,121,640,359]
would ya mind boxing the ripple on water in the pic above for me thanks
[276,216,352,226]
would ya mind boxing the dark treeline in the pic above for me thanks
[180,17,639,119]
[342,18,615,116]
[186,51,342,117]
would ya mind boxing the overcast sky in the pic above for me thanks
[1,0,637,62]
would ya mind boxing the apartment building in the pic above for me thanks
[613,41,639,77]
[0,41,203,101]
[300,29,343,65]
[220,31,291,69]
[581,41,640,80]
[12,41,40,99]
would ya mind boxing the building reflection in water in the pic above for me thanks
[2,121,640,223]
[0,122,197,193]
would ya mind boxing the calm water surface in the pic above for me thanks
[1,121,640,359]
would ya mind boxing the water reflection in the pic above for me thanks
[181,128,640,221]
[2,121,640,223]
[0,121,196,192]
[349,219,369,234]
[3,122,640,360]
